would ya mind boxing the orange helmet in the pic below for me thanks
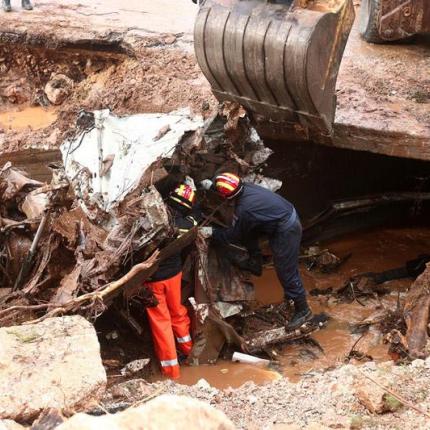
[214,172,243,199]
[169,183,196,210]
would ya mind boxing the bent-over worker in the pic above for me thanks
[204,172,312,330]
[144,183,198,379]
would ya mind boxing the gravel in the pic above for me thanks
[105,358,430,429]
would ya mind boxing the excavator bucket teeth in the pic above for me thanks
[194,0,355,138]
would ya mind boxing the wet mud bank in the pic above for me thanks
[0,42,124,152]
[0,37,215,155]
[1,10,429,161]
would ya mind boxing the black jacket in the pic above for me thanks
[213,183,295,247]
[150,207,198,282]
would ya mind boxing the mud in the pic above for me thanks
[136,357,430,430]
[0,41,215,154]
[332,19,430,159]
[251,226,430,383]
[0,1,429,162]
[0,106,57,130]
[173,362,281,389]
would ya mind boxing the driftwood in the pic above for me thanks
[13,211,50,291]
[23,251,160,325]
[245,319,324,353]
[403,263,430,358]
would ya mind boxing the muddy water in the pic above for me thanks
[178,226,430,388]
[176,361,282,389]
[0,106,57,130]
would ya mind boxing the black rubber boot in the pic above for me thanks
[286,295,312,331]
[2,0,12,12]
[22,0,33,10]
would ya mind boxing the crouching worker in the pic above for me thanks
[203,173,312,330]
[145,183,198,379]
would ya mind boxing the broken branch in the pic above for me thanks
[23,251,160,325]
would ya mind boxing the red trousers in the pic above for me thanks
[145,272,192,379]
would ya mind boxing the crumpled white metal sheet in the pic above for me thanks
[60,108,204,213]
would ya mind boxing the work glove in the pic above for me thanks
[184,175,197,191]
[199,226,213,239]
[199,179,213,190]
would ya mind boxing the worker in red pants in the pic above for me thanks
[145,183,198,379]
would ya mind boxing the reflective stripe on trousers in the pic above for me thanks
[145,272,193,379]
[160,358,179,367]
[176,335,192,343]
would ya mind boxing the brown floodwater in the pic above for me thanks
[176,226,430,388]
[0,106,57,130]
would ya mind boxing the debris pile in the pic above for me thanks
[0,103,301,364]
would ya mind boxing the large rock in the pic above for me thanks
[0,315,106,421]
[56,395,235,430]
[44,74,73,105]
[354,379,403,414]
[0,420,25,430]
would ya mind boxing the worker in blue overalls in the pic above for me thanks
[201,172,312,330]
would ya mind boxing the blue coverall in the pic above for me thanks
[212,183,306,301]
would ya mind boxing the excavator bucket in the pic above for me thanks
[194,0,355,138]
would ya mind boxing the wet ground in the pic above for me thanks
[0,106,57,130]
[0,0,197,37]
[173,226,430,389]
[0,1,429,160]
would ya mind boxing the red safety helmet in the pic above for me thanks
[214,172,243,199]
[169,184,196,210]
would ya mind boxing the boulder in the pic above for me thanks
[56,395,235,430]
[354,379,403,414]
[0,420,25,430]
[44,74,73,105]
[0,315,107,422]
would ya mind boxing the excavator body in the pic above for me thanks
[194,0,355,139]
[359,0,430,43]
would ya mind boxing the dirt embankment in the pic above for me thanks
[0,37,216,154]
[1,1,429,162]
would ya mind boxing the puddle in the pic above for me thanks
[176,361,282,389]
[178,226,430,388]
[0,106,57,130]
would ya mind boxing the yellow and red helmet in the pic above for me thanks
[214,172,243,199]
[169,183,196,210]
